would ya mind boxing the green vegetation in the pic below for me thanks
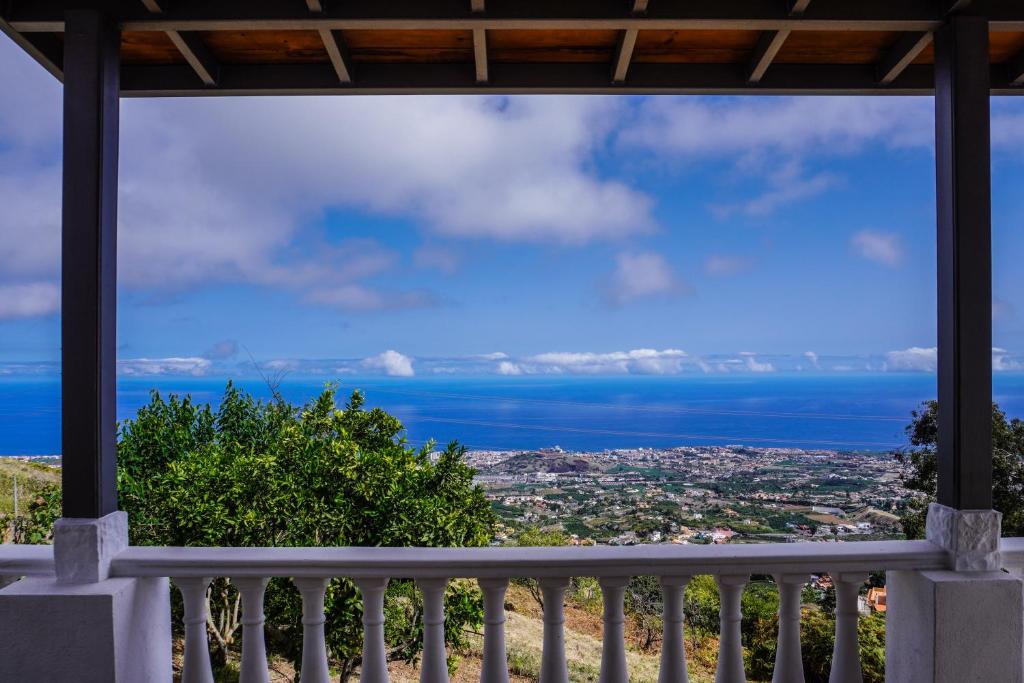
[896,400,1024,538]
[18,383,495,680]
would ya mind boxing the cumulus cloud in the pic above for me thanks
[803,351,821,370]
[0,37,656,319]
[604,252,686,306]
[0,282,59,320]
[739,352,776,373]
[496,361,523,376]
[118,357,212,376]
[993,348,1023,372]
[516,348,688,375]
[851,230,902,267]
[885,346,937,372]
[362,350,415,377]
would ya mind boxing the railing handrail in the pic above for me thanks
[12,537,1024,580]
[0,544,56,576]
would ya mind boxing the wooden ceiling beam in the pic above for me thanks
[747,0,808,84]
[319,28,353,83]
[306,1,324,12]
[166,30,218,85]
[612,28,639,83]
[877,31,933,84]
[139,0,165,13]
[747,30,790,83]
[473,28,488,83]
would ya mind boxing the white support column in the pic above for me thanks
[658,575,690,683]
[233,577,271,683]
[293,577,331,683]
[175,576,215,683]
[829,573,865,683]
[887,504,1024,683]
[478,578,510,683]
[715,575,747,683]
[539,577,571,683]
[416,578,451,683]
[772,574,807,683]
[354,577,391,683]
[598,576,630,683]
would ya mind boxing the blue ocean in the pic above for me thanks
[3,374,1024,455]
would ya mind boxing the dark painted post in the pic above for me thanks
[934,15,992,510]
[61,10,120,518]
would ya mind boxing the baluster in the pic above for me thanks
[232,577,271,683]
[829,573,867,683]
[772,574,808,683]
[599,576,630,683]
[478,578,510,683]
[658,575,690,683]
[416,578,451,683]
[173,576,214,683]
[539,577,571,683]
[354,577,391,683]
[715,575,747,683]
[293,577,331,683]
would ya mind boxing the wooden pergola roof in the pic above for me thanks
[4,0,1024,96]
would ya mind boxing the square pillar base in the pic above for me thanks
[886,569,1023,683]
[0,576,172,682]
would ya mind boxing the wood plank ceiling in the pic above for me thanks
[2,0,1024,95]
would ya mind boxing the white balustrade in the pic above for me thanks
[354,576,391,683]
[2,540,970,683]
[715,575,747,683]
[658,575,690,683]
[232,576,271,683]
[293,577,331,683]
[772,574,808,683]
[174,576,215,683]
[539,576,571,683]
[416,578,451,683]
[829,573,867,683]
[598,576,630,683]
[478,578,510,683]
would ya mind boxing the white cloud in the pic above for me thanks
[885,346,937,372]
[739,352,776,373]
[803,351,821,370]
[522,348,688,375]
[0,282,59,320]
[851,230,902,267]
[604,251,686,306]
[622,97,934,157]
[993,348,1022,372]
[413,246,460,275]
[118,357,212,376]
[0,38,657,319]
[362,350,415,377]
[496,361,523,376]
[713,162,837,218]
[479,352,509,361]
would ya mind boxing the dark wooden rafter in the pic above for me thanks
[877,31,934,84]
[320,28,353,83]
[747,0,810,84]
[306,0,324,13]
[166,30,218,85]
[472,0,487,83]
[140,0,218,86]
[611,0,646,84]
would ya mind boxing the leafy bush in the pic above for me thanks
[22,382,496,679]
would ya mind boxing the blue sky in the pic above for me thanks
[2,35,1023,379]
